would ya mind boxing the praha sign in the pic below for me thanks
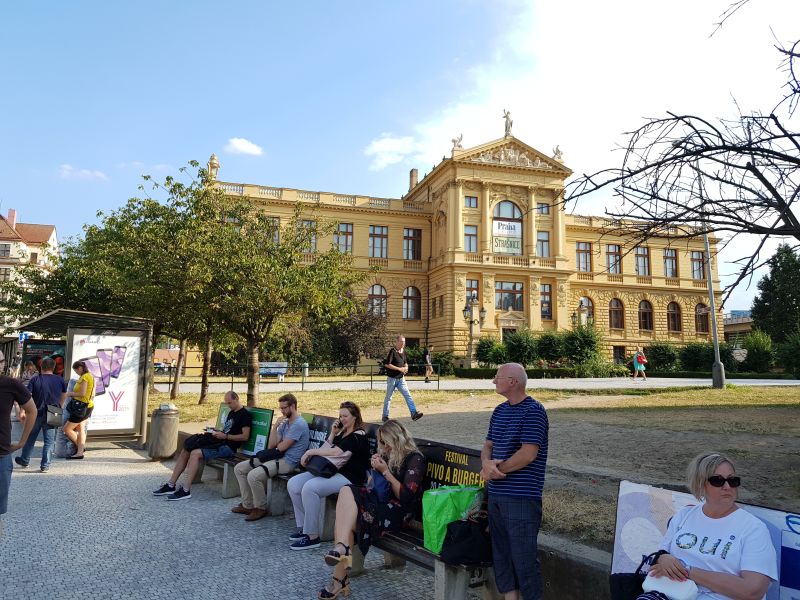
[492,220,522,254]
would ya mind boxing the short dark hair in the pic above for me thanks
[278,393,297,408]
[40,357,56,371]
[227,390,240,403]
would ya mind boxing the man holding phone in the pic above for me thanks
[231,394,309,521]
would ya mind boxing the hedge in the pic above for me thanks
[454,367,577,379]
[453,368,795,380]
[646,371,796,380]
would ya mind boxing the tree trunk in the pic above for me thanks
[246,339,260,407]
[170,338,188,400]
[198,337,213,404]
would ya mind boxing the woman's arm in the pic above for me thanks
[375,452,425,503]
[67,379,87,399]
[688,569,771,600]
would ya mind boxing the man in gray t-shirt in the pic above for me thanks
[232,393,310,521]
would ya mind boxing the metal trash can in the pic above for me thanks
[302,362,309,378]
[148,406,179,459]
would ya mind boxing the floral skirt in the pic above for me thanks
[350,484,412,556]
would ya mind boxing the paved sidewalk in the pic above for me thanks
[156,376,800,394]
[0,442,441,600]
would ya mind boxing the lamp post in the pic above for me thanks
[207,154,220,180]
[462,295,486,367]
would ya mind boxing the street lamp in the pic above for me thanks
[207,154,220,180]
[462,295,485,367]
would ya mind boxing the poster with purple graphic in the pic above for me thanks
[70,333,141,431]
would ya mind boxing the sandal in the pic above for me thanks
[324,542,352,567]
[318,574,350,599]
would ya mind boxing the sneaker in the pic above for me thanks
[166,487,192,501]
[14,457,29,468]
[381,415,389,423]
[289,534,321,550]
[425,378,430,383]
[153,483,176,496]
[411,412,424,421]
[40,466,50,473]
[288,529,305,541]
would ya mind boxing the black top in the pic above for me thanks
[384,348,407,379]
[334,428,370,486]
[0,377,33,456]
[222,407,252,452]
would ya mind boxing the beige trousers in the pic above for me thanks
[234,457,294,509]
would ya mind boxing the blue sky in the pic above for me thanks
[2,0,797,309]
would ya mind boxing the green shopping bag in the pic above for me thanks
[422,485,483,553]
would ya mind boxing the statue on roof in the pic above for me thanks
[451,133,463,151]
[503,109,513,137]
[552,145,563,162]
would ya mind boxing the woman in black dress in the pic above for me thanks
[318,419,426,599]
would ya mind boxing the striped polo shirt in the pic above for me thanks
[486,396,548,498]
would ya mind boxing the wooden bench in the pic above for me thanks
[610,480,797,600]
[349,438,502,600]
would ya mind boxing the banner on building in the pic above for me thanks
[492,220,522,254]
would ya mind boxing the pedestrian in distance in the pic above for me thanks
[480,362,549,600]
[632,346,648,381]
[423,344,434,383]
[381,335,423,422]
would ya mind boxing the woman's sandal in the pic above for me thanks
[324,543,352,567]
[318,574,350,599]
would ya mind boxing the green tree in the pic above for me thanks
[741,329,775,373]
[751,245,800,344]
[776,330,800,377]
[562,324,602,364]
[504,329,539,367]
[208,201,366,406]
[536,332,564,362]
[643,342,679,371]
[679,342,736,372]
[475,337,498,367]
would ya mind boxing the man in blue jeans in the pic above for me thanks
[480,362,549,600]
[381,335,423,422]
[16,357,67,472]
[1,350,37,528]
[153,391,251,501]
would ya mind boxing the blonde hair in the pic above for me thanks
[686,451,735,499]
[378,419,419,472]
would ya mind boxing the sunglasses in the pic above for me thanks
[707,475,741,488]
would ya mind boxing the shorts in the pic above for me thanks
[201,444,235,461]
[68,406,94,423]
[1,454,12,515]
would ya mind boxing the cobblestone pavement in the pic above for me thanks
[155,376,800,395]
[0,442,448,600]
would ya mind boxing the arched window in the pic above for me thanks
[492,200,523,256]
[402,287,421,320]
[695,304,710,333]
[578,296,594,324]
[667,302,682,332]
[609,299,625,330]
[367,284,387,317]
[638,300,654,331]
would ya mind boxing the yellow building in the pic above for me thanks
[213,132,722,363]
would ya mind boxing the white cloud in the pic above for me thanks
[224,137,264,156]
[362,0,800,308]
[58,164,108,181]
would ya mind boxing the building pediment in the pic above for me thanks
[453,137,572,175]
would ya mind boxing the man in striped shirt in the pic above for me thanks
[480,362,549,600]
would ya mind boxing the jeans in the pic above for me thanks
[287,471,351,537]
[18,412,56,470]
[489,494,543,600]
[0,454,12,515]
[200,444,234,461]
[382,376,417,418]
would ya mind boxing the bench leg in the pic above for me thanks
[383,551,407,569]
[266,477,289,516]
[319,495,337,542]
[220,463,240,499]
[350,545,365,577]
[434,560,469,600]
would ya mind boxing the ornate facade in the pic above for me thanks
[215,134,722,362]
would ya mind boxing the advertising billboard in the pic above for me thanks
[492,220,522,254]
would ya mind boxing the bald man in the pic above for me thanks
[480,363,549,600]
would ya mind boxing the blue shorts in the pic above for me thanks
[0,453,12,515]
[201,444,234,461]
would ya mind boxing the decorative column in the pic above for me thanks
[553,188,566,258]
[525,186,536,257]
[555,277,569,329]
[480,182,491,254]
[528,275,542,330]
[453,180,464,251]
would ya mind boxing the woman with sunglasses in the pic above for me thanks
[641,451,777,600]
[318,419,426,599]
[287,402,370,551]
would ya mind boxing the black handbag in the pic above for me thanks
[609,552,659,600]
[251,447,284,467]
[305,455,339,478]
[440,519,493,565]
[66,399,89,421]
[46,404,63,427]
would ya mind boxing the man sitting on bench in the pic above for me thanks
[231,393,310,521]
[153,391,252,501]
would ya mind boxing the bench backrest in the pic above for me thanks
[259,361,288,376]
[301,413,380,455]
[213,403,274,456]
[612,480,799,599]
[415,438,485,491]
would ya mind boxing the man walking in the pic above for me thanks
[16,357,67,472]
[480,363,549,600]
[153,391,251,501]
[381,335,423,422]
[232,393,309,521]
[1,350,37,527]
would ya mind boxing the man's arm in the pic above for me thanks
[10,398,37,451]
[480,439,505,481]
[497,443,539,474]
[267,419,282,449]
[214,425,251,442]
